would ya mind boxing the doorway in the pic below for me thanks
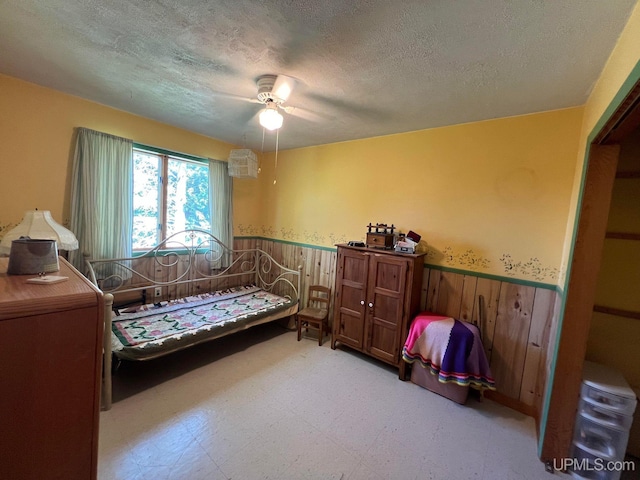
[540,79,640,461]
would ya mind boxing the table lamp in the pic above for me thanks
[0,210,79,274]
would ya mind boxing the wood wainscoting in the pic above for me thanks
[100,236,557,425]
[235,238,559,423]
[422,268,560,420]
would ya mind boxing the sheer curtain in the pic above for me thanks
[68,128,133,274]
[209,159,233,267]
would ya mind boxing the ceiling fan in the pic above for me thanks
[223,74,301,183]
[254,74,297,130]
[213,74,303,131]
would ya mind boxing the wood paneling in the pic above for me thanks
[520,289,555,406]
[536,290,561,430]
[247,239,559,415]
[459,275,478,324]
[124,238,559,414]
[420,268,554,414]
[436,271,465,318]
[425,269,441,312]
[474,278,502,362]
[244,240,337,323]
[491,284,535,399]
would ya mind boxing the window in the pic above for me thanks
[133,148,211,250]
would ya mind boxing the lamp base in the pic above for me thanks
[7,239,59,275]
[26,275,68,284]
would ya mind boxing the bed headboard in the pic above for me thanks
[85,229,301,306]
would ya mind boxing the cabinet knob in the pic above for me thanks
[360,300,365,305]
[368,302,374,308]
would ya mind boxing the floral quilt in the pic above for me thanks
[110,285,292,358]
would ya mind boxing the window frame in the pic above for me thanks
[132,143,211,251]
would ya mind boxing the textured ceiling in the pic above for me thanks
[0,1,637,151]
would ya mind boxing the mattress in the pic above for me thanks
[110,284,294,360]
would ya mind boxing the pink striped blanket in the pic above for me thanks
[402,312,496,390]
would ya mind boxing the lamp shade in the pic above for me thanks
[0,210,79,255]
[259,105,283,130]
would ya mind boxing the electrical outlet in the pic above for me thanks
[154,287,162,297]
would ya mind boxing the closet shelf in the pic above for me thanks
[615,171,640,179]
[593,304,640,320]
[605,231,640,241]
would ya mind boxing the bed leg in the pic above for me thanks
[112,356,122,374]
[102,360,112,411]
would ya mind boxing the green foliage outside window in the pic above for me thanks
[133,150,211,250]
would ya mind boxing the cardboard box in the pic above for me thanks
[410,364,469,405]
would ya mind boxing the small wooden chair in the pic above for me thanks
[297,285,331,346]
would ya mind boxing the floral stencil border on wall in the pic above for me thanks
[235,224,348,246]
[441,247,491,270]
[433,246,560,282]
[499,254,561,282]
[233,225,562,284]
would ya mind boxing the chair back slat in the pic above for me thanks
[308,285,330,309]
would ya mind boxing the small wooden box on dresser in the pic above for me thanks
[0,257,104,480]
[331,244,425,379]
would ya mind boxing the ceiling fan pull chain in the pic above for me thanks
[259,128,265,174]
[273,129,279,185]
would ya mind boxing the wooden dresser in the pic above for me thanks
[0,257,104,480]
[331,244,425,379]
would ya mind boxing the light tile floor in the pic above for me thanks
[99,323,567,480]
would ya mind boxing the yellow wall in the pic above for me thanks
[235,108,583,284]
[0,74,597,287]
[556,2,640,386]
[538,4,640,456]
[0,74,237,232]
[559,3,640,285]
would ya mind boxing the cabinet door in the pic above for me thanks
[333,248,368,349]
[364,254,408,364]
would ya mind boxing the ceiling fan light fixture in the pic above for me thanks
[259,103,283,130]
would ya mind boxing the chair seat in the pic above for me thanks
[298,307,328,321]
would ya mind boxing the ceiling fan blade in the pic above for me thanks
[211,90,261,104]
[281,105,325,122]
[272,75,297,102]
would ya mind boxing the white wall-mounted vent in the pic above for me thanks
[228,149,258,178]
